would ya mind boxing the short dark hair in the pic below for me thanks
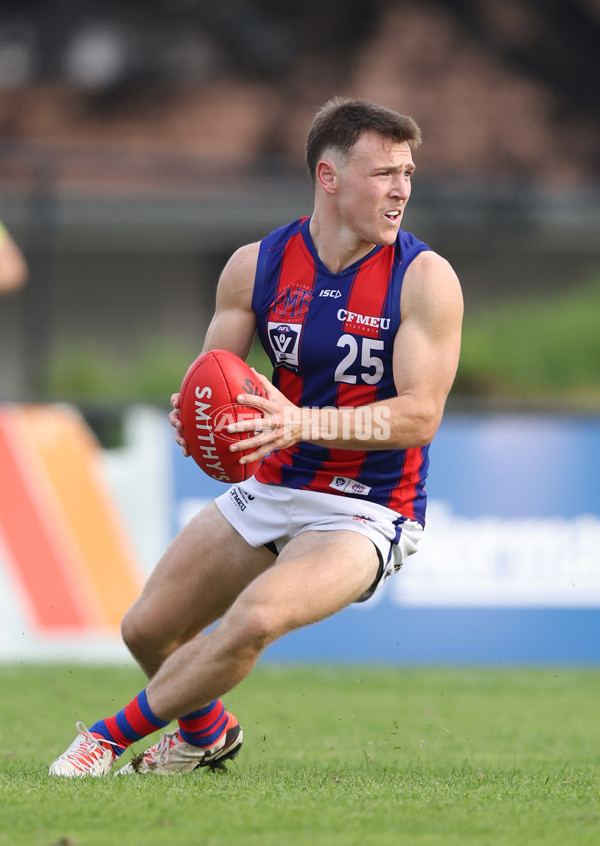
[305,97,422,184]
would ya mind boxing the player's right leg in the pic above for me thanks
[121,501,276,677]
[49,502,275,777]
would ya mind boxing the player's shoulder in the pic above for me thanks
[406,248,461,292]
[402,249,463,318]
[215,242,261,309]
[221,217,306,288]
[410,247,456,276]
[225,241,261,275]
[260,217,307,253]
[218,241,259,288]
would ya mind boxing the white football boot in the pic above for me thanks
[49,722,118,777]
[116,713,243,775]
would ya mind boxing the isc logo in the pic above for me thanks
[319,289,342,298]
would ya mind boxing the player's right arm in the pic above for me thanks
[170,242,260,454]
[201,242,260,358]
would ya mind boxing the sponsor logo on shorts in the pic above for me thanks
[229,487,255,511]
[352,513,377,524]
[329,476,371,496]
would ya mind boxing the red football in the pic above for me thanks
[178,349,268,483]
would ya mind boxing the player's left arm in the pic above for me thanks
[381,249,464,448]
[231,250,462,461]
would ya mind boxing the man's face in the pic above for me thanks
[330,130,415,246]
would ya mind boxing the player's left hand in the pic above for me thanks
[228,370,303,463]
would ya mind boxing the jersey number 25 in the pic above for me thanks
[334,336,384,385]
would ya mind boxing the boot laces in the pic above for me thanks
[150,731,179,766]
[63,721,118,768]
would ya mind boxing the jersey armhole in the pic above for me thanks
[251,238,271,318]
[401,242,431,268]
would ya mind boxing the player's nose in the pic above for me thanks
[389,175,410,200]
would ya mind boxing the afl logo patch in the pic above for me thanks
[268,322,301,368]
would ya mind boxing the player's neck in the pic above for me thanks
[309,213,376,274]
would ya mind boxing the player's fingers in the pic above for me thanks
[173,430,189,451]
[173,433,190,456]
[236,392,272,410]
[252,369,277,396]
[237,443,272,464]
[229,428,271,453]
[227,412,276,435]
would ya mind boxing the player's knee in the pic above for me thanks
[121,605,162,659]
[226,600,287,656]
[122,601,190,672]
[121,607,145,656]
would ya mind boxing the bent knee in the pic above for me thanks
[121,605,173,661]
[225,600,290,655]
[121,607,150,654]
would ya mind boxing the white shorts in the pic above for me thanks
[214,476,423,601]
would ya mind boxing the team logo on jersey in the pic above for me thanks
[329,476,372,496]
[268,322,301,367]
[271,286,313,320]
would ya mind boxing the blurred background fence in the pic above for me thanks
[0,0,599,662]
[1,0,599,412]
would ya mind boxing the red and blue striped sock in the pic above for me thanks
[177,700,229,748]
[90,689,169,757]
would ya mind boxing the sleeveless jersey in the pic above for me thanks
[251,216,431,526]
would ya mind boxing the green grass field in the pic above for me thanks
[1,664,599,846]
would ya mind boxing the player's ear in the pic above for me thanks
[316,159,338,194]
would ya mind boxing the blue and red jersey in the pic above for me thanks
[251,217,431,525]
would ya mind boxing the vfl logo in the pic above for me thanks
[271,286,313,320]
[267,322,301,367]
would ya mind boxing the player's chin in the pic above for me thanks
[375,228,399,246]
